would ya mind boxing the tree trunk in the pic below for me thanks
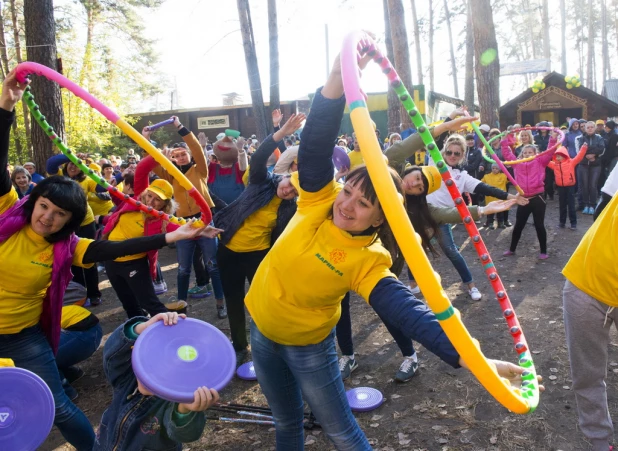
[560,0,567,74]
[464,0,475,113]
[410,0,423,85]
[386,0,413,130]
[443,0,458,97]
[267,0,280,112]
[0,5,23,162]
[237,0,269,140]
[428,0,435,92]
[586,0,594,87]
[10,0,32,158]
[23,0,65,171]
[383,0,401,133]
[542,0,550,74]
[470,0,500,126]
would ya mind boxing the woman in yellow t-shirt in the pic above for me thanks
[562,190,618,451]
[214,113,304,364]
[0,68,220,451]
[244,55,533,450]
[46,151,107,305]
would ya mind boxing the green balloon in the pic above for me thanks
[480,48,497,66]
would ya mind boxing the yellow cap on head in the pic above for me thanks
[421,165,441,195]
[146,178,174,200]
[88,163,101,172]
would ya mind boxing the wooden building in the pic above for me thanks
[130,99,310,143]
[499,72,618,127]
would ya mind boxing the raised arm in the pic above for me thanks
[173,116,208,177]
[134,155,159,196]
[46,153,70,176]
[0,70,26,196]
[500,136,517,162]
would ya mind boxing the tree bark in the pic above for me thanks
[410,0,423,85]
[428,0,435,92]
[0,4,22,162]
[586,0,594,88]
[470,0,500,126]
[386,0,413,130]
[237,0,269,140]
[443,0,458,97]
[10,0,32,158]
[267,0,280,112]
[383,0,401,133]
[542,0,551,74]
[560,0,567,75]
[24,0,65,171]
[464,0,475,113]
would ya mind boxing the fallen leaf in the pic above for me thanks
[439,410,448,415]
[549,320,556,324]
[563,386,571,390]
[437,404,446,408]
[490,435,498,444]
[438,438,448,444]
[305,436,316,445]
[550,368,559,373]
[371,415,383,421]
[549,375,557,380]
[372,342,380,346]
[370,423,379,428]
[391,394,402,399]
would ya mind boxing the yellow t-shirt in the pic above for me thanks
[414,150,426,166]
[244,173,393,346]
[562,194,618,306]
[88,191,114,217]
[226,195,283,253]
[0,188,93,334]
[61,305,92,329]
[108,211,146,261]
[481,172,508,204]
[348,150,388,171]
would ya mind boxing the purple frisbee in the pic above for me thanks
[132,317,235,403]
[0,367,55,451]
[236,361,257,381]
[332,146,351,171]
[346,387,384,412]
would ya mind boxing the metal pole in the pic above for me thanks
[325,23,330,80]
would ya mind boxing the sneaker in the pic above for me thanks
[558,223,566,229]
[409,285,421,295]
[89,297,102,306]
[505,220,513,227]
[188,285,211,298]
[235,349,248,367]
[217,304,227,319]
[570,223,577,230]
[468,287,482,301]
[503,250,515,256]
[584,206,593,215]
[338,355,358,380]
[483,222,492,229]
[97,265,105,273]
[64,366,85,384]
[539,253,549,260]
[497,223,506,229]
[395,356,419,382]
[153,280,167,295]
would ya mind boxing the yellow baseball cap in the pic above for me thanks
[596,119,605,125]
[146,178,173,200]
[421,165,441,195]
[88,163,101,172]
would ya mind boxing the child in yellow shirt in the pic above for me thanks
[481,163,508,229]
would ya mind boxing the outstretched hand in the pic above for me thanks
[483,199,517,215]
[272,108,283,127]
[0,68,30,112]
[141,126,153,140]
[491,359,545,391]
[134,312,186,335]
[279,113,306,136]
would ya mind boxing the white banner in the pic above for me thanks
[197,115,229,129]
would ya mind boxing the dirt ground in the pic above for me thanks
[44,200,618,451]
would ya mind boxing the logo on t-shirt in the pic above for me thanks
[140,416,160,435]
[315,252,344,277]
[329,249,347,264]
[30,251,52,268]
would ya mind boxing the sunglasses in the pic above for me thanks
[171,142,188,150]
[445,150,462,157]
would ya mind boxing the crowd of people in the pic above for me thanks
[2,50,618,451]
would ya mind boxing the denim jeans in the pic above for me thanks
[557,186,577,225]
[436,224,473,284]
[56,323,103,375]
[176,235,224,301]
[0,325,95,450]
[578,164,603,208]
[251,323,372,450]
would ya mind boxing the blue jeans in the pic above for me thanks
[56,323,103,375]
[176,235,224,301]
[251,323,372,450]
[0,325,95,450]
[436,224,473,284]
[578,164,602,208]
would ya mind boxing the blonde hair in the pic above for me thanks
[518,129,534,145]
[441,134,467,165]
